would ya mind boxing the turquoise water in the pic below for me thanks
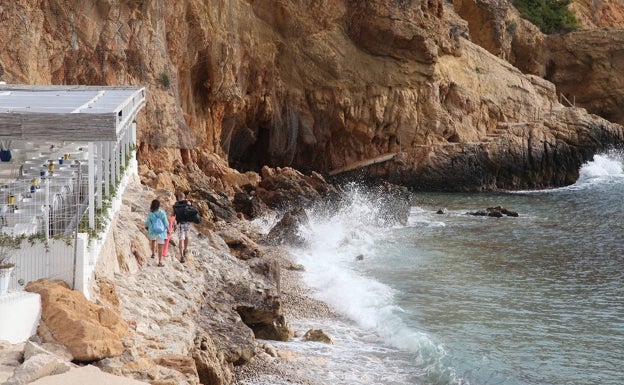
[245,152,624,385]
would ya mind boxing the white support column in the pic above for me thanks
[131,122,137,146]
[123,129,129,161]
[96,142,103,209]
[88,142,95,229]
[104,142,111,197]
[110,141,117,192]
[116,141,121,184]
[44,178,50,241]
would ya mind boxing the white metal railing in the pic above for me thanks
[2,124,138,298]
[5,154,137,298]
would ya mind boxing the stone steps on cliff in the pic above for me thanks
[482,122,536,142]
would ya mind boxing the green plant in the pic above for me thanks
[79,143,135,242]
[159,72,171,89]
[0,233,23,269]
[27,232,50,251]
[511,0,581,34]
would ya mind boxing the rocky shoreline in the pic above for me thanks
[0,172,352,385]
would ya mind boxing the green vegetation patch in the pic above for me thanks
[511,0,581,34]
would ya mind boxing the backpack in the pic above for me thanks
[152,212,166,232]
[173,201,201,224]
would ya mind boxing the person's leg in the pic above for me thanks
[178,226,186,261]
[150,238,156,258]
[158,239,165,266]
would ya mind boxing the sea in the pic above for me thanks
[246,150,624,385]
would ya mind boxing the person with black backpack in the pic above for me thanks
[172,192,193,263]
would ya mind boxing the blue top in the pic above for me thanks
[145,209,169,239]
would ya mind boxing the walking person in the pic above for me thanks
[173,192,192,263]
[145,199,169,267]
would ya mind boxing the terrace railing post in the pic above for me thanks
[72,161,82,290]
[104,142,111,197]
[97,141,103,210]
[88,142,95,229]
[45,176,50,241]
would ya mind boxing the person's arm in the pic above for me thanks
[163,211,169,229]
[144,213,151,229]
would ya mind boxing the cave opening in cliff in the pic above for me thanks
[224,122,270,173]
[225,103,303,173]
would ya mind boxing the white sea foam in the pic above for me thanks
[240,319,424,385]
[249,211,279,235]
[407,206,447,227]
[514,150,624,193]
[577,153,624,181]
[282,187,464,384]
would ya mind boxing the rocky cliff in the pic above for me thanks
[455,0,624,156]
[2,1,624,384]
[2,0,623,192]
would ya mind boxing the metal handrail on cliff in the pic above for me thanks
[328,152,398,176]
[559,93,575,107]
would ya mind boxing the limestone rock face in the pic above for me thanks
[1,0,623,193]
[25,279,128,362]
[453,0,624,156]
[543,31,624,127]
[569,0,624,29]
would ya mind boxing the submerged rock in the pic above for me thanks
[467,206,519,217]
[302,329,334,345]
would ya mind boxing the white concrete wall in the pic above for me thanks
[0,291,41,343]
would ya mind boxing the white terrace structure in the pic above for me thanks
[0,84,146,343]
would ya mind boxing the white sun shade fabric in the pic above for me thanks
[0,85,145,141]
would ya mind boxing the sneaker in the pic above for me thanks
[180,256,186,263]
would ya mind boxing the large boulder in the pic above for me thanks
[25,279,128,362]
[192,331,232,385]
[215,226,262,260]
[232,191,270,220]
[235,302,292,342]
[263,207,310,246]
[256,167,339,210]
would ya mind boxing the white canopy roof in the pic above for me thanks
[0,84,145,141]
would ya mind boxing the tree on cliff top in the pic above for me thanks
[512,0,581,34]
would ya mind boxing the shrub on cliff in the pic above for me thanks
[512,0,581,34]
